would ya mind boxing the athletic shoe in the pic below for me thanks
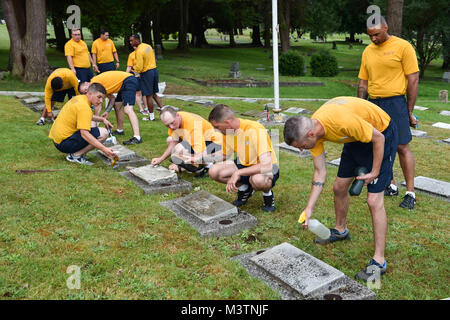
[262,192,275,212]
[123,137,142,145]
[35,119,45,126]
[233,185,254,207]
[142,117,155,121]
[194,167,209,178]
[66,153,94,166]
[355,259,387,282]
[111,130,125,136]
[139,110,148,115]
[399,194,416,210]
[314,228,351,244]
[384,185,399,196]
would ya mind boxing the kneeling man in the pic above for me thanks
[151,107,222,176]
[49,83,116,165]
[283,96,398,281]
[208,104,279,212]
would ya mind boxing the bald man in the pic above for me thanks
[358,15,419,210]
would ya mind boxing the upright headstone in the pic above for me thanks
[229,62,241,79]
[155,44,163,60]
[439,90,448,103]
[443,72,450,83]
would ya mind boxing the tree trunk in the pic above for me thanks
[2,0,50,82]
[229,30,236,47]
[279,0,291,53]
[153,7,164,51]
[178,0,189,50]
[263,0,271,48]
[386,0,404,37]
[190,15,208,48]
[50,14,67,53]
[252,25,263,47]
[349,32,355,43]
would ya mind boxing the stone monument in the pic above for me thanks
[229,62,241,79]
[439,90,448,103]
[96,144,149,169]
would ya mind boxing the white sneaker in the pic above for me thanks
[35,119,45,126]
[66,154,94,166]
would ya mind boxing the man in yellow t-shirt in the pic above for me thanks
[49,83,116,165]
[151,107,223,177]
[129,34,164,121]
[64,28,98,82]
[208,104,279,212]
[126,47,148,115]
[283,96,398,282]
[35,68,81,126]
[91,30,120,73]
[80,71,142,145]
[358,16,419,210]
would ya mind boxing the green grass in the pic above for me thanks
[0,25,449,300]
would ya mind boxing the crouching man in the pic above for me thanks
[49,83,116,165]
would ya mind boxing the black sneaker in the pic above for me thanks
[112,130,125,136]
[262,192,275,212]
[399,194,416,210]
[194,167,209,178]
[355,259,387,282]
[233,185,254,207]
[314,228,351,245]
[123,137,142,145]
[384,185,399,196]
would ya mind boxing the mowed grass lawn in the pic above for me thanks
[0,25,449,300]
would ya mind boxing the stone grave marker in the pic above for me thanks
[23,97,42,104]
[241,110,265,118]
[439,110,450,116]
[432,122,450,130]
[276,142,313,158]
[155,44,163,60]
[229,62,241,79]
[439,90,448,103]
[410,129,428,138]
[96,144,149,169]
[242,99,258,104]
[160,190,257,237]
[443,72,450,83]
[231,243,376,300]
[15,93,32,99]
[401,176,450,202]
[120,164,191,195]
[284,107,306,114]
[414,105,428,111]
[194,99,214,106]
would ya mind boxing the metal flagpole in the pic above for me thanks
[272,0,280,110]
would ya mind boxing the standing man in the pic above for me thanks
[91,30,120,73]
[358,16,419,210]
[129,34,164,121]
[80,71,142,145]
[207,105,279,212]
[49,83,116,165]
[35,68,80,126]
[126,47,149,115]
[65,28,98,82]
[283,96,398,282]
[151,107,223,177]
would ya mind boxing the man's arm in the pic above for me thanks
[357,128,385,185]
[406,72,419,128]
[152,139,179,165]
[113,52,120,69]
[66,56,76,74]
[357,79,369,100]
[90,53,100,73]
[302,152,327,226]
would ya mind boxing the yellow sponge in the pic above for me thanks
[298,211,306,224]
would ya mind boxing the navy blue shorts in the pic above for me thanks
[179,140,222,155]
[139,68,159,96]
[54,127,101,154]
[51,87,76,103]
[98,62,116,73]
[369,95,411,145]
[116,76,138,106]
[337,121,398,193]
[234,158,280,188]
[75,67,94,83]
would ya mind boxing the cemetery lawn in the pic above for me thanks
[0,26,449,299]
[0,94,449,300]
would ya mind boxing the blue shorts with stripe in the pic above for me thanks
[54,127,101,154]
[98,62,116,73]
[139,68,159,96]
[51,88,76,103]
[75,67,93,83]
[115,76,138,106]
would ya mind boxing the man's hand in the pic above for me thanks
[409,113,418,128]
[101,111,109,119]
[191,153,203,164]
[301,207,314,228]
[103,118,113,130]
[102,147,117,159]
[151,158,162,166]
[356,170,380,186]
[116,62,120,69]
[71,68,76,75]
[226,171,240,193]
[93,64,100,73]
[47,111,54,120]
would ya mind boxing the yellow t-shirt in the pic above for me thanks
[49,95,93,144]
[44,68,80,112]
[91,38,117,64]
[168,111,222,154]
[309,97,391,157]
[91,71,133,95]
[222,118,278,166]
[64,39,91,68]
[127,52,136,69]
[358,36,419,98]
[134,43,156,73]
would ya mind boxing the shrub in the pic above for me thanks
[310,50,338,77]
[279,50,305,76]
